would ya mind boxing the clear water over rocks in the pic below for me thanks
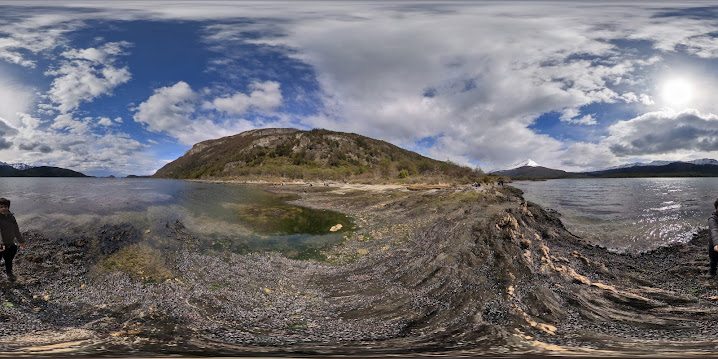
[1,178,351,257]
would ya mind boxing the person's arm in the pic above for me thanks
[709,216,718,251]
[12,216,23,249]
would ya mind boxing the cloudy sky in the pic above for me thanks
[2,1,718,176]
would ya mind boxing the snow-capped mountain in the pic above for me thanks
[492,159,570,178]
[508,159,539,169]
[0,161,34,170]
[604,158,718,171]
[489,159,541,174]
[688,158,718,166]
[9,162,34,170]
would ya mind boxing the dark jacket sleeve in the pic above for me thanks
[709,214,718,248]
[11,215,23,244]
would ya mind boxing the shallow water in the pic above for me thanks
[511,177,718,252]
[0,178,351,257]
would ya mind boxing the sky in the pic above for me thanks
[3,1,718,176]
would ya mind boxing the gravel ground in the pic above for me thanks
[1,183,718,357]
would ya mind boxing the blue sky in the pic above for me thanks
[3,1,718,176]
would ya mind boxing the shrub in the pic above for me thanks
[378,158,392,179]
[417,158,435,174]
[396,159,418,175]
[398,169,409,179]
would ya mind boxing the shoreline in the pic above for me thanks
[1,184,718,356]
[187,178,476,191]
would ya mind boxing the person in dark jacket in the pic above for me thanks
[0,198,24,282]
[708,198,718,278]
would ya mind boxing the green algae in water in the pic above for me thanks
[237,194,354,236]
[204,192,356,260]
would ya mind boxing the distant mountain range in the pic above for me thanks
[492,158,718,179]
[0,162,87,177]
[604,158,718,170]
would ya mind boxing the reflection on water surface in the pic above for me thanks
[2,178,351,258]
[512,177,717,252]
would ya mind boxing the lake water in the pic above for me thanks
[0,178,351,257]
[511,178,718,253]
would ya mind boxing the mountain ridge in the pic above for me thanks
[0,165,88,177]
[153,128,483,183]
[507,159,539,169]
[0,162,34,170]
[494,159,718,179]
[597,158,718,171]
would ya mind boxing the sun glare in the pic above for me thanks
[661,77,694,106]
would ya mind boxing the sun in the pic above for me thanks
[661,77,694,106]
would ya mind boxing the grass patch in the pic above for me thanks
[97,243,173,282]
[286,320,308,330]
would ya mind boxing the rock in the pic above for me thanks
[4,185,718,356]
[520,238,531,249]
[498,214,518,230]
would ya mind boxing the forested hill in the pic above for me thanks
[0,165,87,177]
[153,128,482,182]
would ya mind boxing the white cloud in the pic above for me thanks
[559,108,597,125]
[0,117,19,150]
[620,92,656,106]
[224,3,640,167]
[425,119,566,172]
[97,117,113,127]
[0,73,35,128]
[134,81,270,145]
[621,92,638,103]
[0,10,91,68]
[557,142,620,172]
[133,81,198,133]
[45,42,132,114]
[605,108,718,157]
[640,94,654,106]
[0,37,36,67]
[186,3,718,170]
[569,114,598,126]
[42,131,153,176]
[8,2,718,173]
[560,108,581,121]
[61,41,129,63]
[209,81,283,115]
[626,16,718,59]
[5,112,155,176]
[18,112,41,130]
[50,113,91,134]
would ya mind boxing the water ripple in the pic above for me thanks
[513,177,715,253]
